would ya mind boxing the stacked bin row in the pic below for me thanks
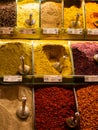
[0,0,98,39]
[0,40,98,129]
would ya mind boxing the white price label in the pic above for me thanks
[67,28,83,34]
[44,75,62,82]
[3,75,22,82]
[43,28,59,34]
[0,27,13,34]
[87,29,98,35]
[19,28,36,34]
[85,75,98,82]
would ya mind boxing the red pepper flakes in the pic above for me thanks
[77,84,98,130]
[71,42,98,75]
[35,86,76,130]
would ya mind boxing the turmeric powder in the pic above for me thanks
[34,40,73,75]
[0,40,32,75]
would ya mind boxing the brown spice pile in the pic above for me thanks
[0,1,16,27]
[0,40,32,75]
[77,85,98,130]
[41,2,62,28]
[0,85,33,130]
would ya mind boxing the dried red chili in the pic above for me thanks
[35,86,76,130]
[77,84,98,130]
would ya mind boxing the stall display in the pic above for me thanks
[0,0,98,130]
[71,41,98,75]
[77,84,98,130]
[0,40,33,76]
[0,85,33,130]
[35,86,76,130]
[34,40,73,75]
[0,0,17,27]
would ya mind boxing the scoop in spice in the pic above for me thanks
[66,112,80,128]
[19,56,30,75]
[70,13,81,28]
[16,96,29,119]
[52,55,66,73]
[25,13,35,26]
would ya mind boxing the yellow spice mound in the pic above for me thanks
[41,2,62,28]
[34,40,72,75]
[17,3,39,28]
[85,2,98,28]
[64,6,83,28]
[0,40,32,75]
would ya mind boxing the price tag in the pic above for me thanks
[67,28,83,34]
[85,75,98,82]
[87,29,98,35]
[44,75,62,82]
[19,28,36,34]
[3,75,22,82]
[0,27,14,34]
[43,28,59,34]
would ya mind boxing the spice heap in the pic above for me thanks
[0,85,33,130]
[71,41,98,75]
[34,40,72,75]
[85,2,98,28]
[0,0,16,27]
[64,6,83,28]
[35,86,76,130]
[17,2,39,28]
[41,2,62,28]
[77,85,98,130]
[0,40,32,75]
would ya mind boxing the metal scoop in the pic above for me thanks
[16,96,29,119]
[53,55,66,73]
[19,56,30,75]
[94,54,98,62]
[66,88,80,128]
[66,112,80,128]
[71,13,81,28]
[25,13,35,26]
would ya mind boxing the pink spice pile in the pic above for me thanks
[71,42,98,75]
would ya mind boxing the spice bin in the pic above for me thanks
[34,85,80,130]
[85,2,98,40]
[76,84,98,130]
[33,40,73,76]
[40,0,63,39]
[0,84,34,130]
[0,39,33,76]
[62,1,85,40]
[70,41,98,75]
